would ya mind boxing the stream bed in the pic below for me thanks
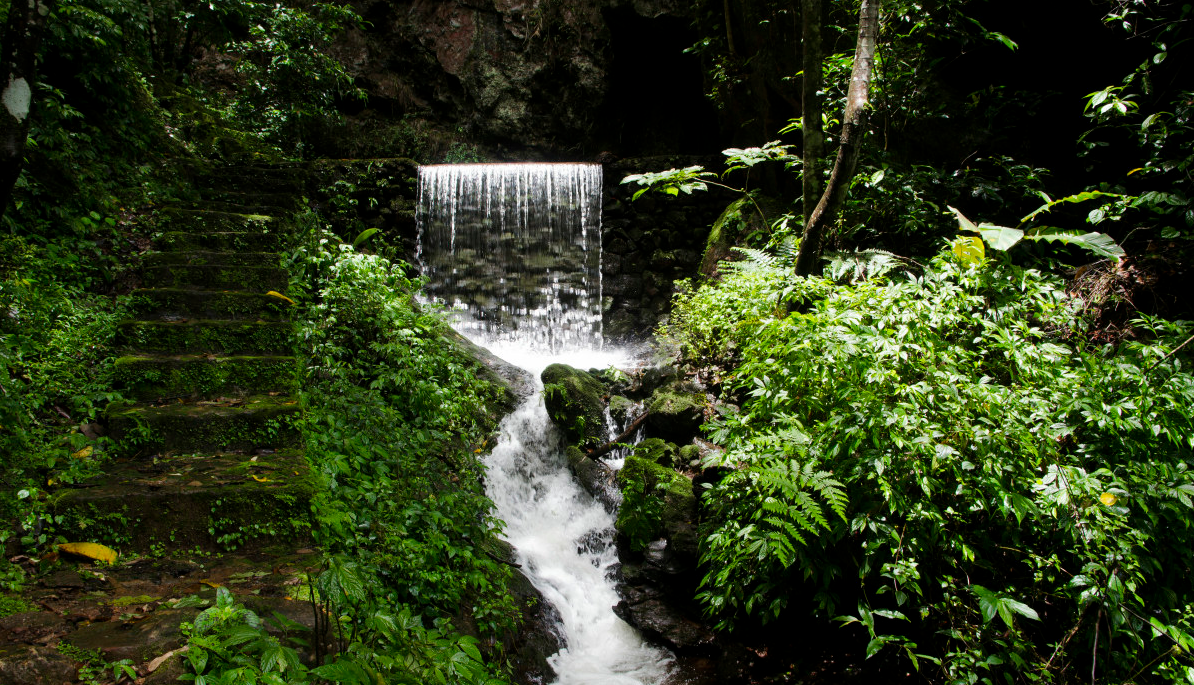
[477,344,675,685]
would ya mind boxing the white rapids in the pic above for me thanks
[481,345,673,685]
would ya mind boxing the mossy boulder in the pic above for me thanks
[541,363,607,447]
[678,444,701,467]
[645,386,706,444]
[699,194,785,280]
[615,441,696,553]
[632,437,679,468]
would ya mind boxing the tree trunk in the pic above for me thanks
[0,0,54,223]
[801,0,823,228]
[794,0,880,277]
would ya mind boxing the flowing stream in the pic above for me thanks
[417,164,675,684]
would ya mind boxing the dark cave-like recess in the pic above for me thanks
[595,7,725,157]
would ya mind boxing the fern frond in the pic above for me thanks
[825,248,908,283]
[752,458,849,555]
[725,246,779,272]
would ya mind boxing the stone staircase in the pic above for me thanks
[0,165,323,684]
[55,165,313,553]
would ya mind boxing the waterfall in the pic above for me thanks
[417,163,603,353]
[417,165,675,685]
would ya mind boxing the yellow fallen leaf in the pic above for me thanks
[1099,492,1118,506]
[58,542,118,564]
[265,290,295,305]
[201,580,223,589]
[71,446,94,459]
[250,475,272,483]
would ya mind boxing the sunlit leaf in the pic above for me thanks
[58,542,118,564]
[951,236,985,265]
[265,290,295,305]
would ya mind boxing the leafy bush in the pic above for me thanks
[669,244,1194,682]
[279,218,517,681]
[0,239,126,531]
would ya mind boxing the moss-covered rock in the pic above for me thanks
[632,437,679,468]
[541,363,607,447]
[678,444,701,467]
[699,194,786,280]
[645,386,706,444]
[615,442,695,553]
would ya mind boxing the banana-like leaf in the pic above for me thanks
[948,206,1023,251]
[1024,226,1126,260]
[1020,190,1122,224]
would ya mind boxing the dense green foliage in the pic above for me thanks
[273,218,515,682]
[664,243,1194,681]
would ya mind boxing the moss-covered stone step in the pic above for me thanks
[53,450,314,553]
[114,354,297,401]
[197,189,299,209]
[142,264,288,291]
[153,208,288,234]
[129,288,290,321]
[156,230,287,253]
[186,164,308,193]
[144,251,282,268]
[107,395,301,457]
[187,200,294,216]
[117,320,293,355]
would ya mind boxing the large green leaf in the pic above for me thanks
[951,236,985,265]
[948,206,1023,250]
[1024,226,1126,260]
[1020,190,1122,224]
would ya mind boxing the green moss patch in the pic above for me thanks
[114,354,297,401]
[53,450,314,553]
[142,264,288,291]
[117,320,293,355]
[156,231,287,253]
[615,443,695,552]
[152,208,286,234]
[107,395,301,456]
[143,251,282,268]
[129,288,289,321]
[541,363,607,447]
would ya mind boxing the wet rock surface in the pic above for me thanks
[566,445,621,513]
[614,541,712,654]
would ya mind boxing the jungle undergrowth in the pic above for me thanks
[664,241,1194,684]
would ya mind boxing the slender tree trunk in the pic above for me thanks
[801,0,823,227]
[794,0,880,277]
[723,0,736,56]
[0,0,54,223]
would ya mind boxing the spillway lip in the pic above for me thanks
[418,162,602,168]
